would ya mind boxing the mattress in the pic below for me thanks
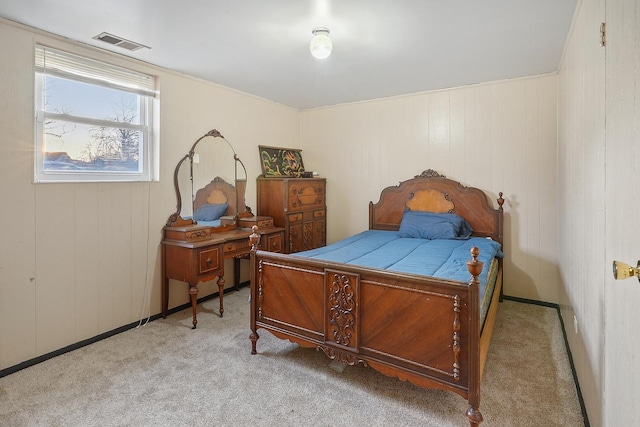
[297,230,503,326]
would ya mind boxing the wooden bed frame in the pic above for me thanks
[248,169,504,426]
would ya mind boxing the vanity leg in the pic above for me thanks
[188,283,198,329]
[233,257,241,292]
[218,276,225,317]
[161,244,168,318]
[162,276,169,319]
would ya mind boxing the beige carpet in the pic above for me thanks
[0,288,584,426]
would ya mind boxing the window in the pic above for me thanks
[35,45,157,182]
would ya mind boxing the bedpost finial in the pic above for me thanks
[467,247,483,278]
[249,225,261,250]
[497,192,504,209]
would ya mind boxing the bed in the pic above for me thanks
[248,169,504,426]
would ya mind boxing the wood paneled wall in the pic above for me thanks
[558,0,606,424]
[0,20,300,370]
[300,74,559,303]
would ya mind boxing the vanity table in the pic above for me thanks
[161,129,283,329]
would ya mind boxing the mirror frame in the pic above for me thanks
[165,129,249,230]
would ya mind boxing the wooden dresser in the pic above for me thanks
[256,176,326,253]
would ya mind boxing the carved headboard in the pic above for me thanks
[369,169,504,244]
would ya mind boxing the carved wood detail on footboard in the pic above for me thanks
[325,270,359,350]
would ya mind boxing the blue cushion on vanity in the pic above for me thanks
[193,203,228,221]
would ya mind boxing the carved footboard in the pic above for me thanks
[249,247,485,426]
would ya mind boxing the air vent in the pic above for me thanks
[92,32,149,51]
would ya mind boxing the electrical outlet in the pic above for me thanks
[573,315,578,334]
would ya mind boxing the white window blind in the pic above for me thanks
[35,45,156,98]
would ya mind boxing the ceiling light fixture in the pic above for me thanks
[310,27,332,59]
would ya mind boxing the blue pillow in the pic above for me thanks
[193,203,228,221]
[398,211,473,240]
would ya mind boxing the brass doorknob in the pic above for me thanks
[612,260,640,281]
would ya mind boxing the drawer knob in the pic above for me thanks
[206,258,212,265]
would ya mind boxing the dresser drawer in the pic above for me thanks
[288,181,325,211]
[261,232,283,253]
[288,212,303,222]
[223,238,251,257]
[313,209,325,219]
[237,216,274,229]
[198,246,222,275]
[224,239,249,253]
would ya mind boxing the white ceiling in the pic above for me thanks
[0,0,577,110]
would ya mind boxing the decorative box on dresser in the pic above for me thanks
[256,176,326,253]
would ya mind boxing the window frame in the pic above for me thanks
[34,45,157,183]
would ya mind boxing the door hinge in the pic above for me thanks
[600,22,606,47]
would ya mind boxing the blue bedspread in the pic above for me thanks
[297,230,503,297]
